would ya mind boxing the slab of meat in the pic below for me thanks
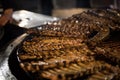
[17,8,120,80]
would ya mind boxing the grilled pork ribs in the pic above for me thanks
[18,8,120,80]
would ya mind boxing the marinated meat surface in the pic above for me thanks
[17,8,120,80]
[18,36,93,60]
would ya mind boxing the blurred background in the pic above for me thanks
[0,0,119,18]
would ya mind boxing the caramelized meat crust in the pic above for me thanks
[17,8,120,80]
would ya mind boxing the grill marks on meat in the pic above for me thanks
[17,9,120,80]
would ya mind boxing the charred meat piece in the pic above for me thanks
[26,8,120,45]
[17,8,120,80]
[18,36,94,61]
[37,9,119,45]
[39,14,110,45]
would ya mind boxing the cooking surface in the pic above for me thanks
[0,23,28,80]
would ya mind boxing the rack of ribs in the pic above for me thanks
[17,8,120,80]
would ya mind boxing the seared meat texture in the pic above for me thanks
[17,8,120,80]
[36,9,120,45]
